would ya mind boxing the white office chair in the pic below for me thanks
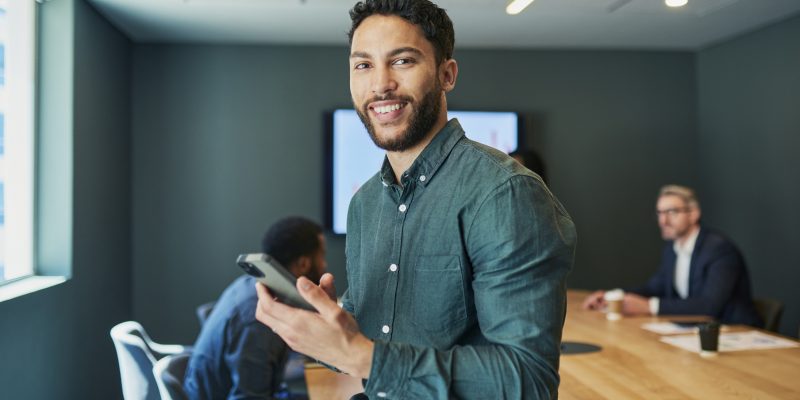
[154,352,191,400]
[110,321,187,400]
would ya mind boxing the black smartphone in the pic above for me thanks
[670,320,703,328]
[237,253,316,311]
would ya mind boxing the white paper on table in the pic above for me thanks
[660,330,800,353]
[641,322,698,335]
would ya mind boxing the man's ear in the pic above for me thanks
[690,207,702,226]
[289,256,311,278]
[440,59,458,93]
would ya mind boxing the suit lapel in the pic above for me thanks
[688,227,707,296]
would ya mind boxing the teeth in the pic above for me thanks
[375,103,403,114]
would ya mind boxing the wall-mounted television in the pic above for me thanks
[325,109,521,234]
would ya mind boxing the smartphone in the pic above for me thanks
[670,320,703,328]
[237,253,316,312]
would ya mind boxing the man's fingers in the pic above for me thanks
[255,281,271,300]
[255,282,298,322]
[319,273,337,301]
[254,282,314,346]
[582,292,602,310]
[298,276,341,316]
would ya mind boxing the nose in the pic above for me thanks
[371,65,397,97]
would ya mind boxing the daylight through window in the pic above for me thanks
[0,0,36,284]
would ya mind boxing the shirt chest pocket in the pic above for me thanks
[411,255,468,334]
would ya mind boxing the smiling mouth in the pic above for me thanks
[373,103,405,114]
[369,101,408,115]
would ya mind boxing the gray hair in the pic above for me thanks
[659,184,700,210]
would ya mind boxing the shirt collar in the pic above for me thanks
[673,226,700,256]
[380,119,465,187]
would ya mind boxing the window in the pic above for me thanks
[0,3,6,282]
[0,0,36,285]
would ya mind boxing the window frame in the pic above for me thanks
[0,0,38,289]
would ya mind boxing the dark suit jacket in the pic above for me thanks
[627,227,762,327]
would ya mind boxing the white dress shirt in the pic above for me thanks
[649,227,700,315]
[673,228,699,299]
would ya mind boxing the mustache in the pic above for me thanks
[363,94,413,107]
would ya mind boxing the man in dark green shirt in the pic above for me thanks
[255,1,576,398]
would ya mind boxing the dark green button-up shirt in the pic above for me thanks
[342,119,576,399]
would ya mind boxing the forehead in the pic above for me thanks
[350,14,433,56]
[657,194,687,209]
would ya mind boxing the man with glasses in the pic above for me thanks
[582,185,762,326]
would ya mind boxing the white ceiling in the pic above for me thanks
[87,0,800,50]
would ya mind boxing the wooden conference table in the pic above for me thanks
[304,290,800,399]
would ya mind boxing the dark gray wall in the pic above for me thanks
[453,50,698,290]
[697,15,800,336]
[131,45,352,343]
[131,45,697,343]
[0,0,132,399]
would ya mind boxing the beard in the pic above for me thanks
[355,81,442,152]
[660,224,687,241]
[305,262,324,286]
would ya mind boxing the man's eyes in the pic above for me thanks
[352,58,415,70]
[392,58,415,66]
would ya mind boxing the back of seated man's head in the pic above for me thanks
[261,217,327,284]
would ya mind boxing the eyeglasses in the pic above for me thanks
[655,207,691,218]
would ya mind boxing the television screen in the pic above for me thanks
[326,109,520,234]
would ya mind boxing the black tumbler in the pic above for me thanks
[698,320,720,357]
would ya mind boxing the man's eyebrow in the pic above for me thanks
[349,47,424,59]
[387,47,424,58]
[350,51,371,59]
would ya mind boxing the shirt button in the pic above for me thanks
[377,392,387,398]
[419,175,427,182]
[398,204,407,212]
[382,325,390,334]
[389,263,398,272]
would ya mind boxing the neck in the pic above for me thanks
[386,104,449,184]
[675,225,700,247]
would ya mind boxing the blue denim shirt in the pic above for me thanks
[342,119,577,399]
[184,275,289,399]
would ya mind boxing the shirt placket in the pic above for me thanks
[380,176,416,341]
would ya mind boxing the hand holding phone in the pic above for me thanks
[237,253,316,312]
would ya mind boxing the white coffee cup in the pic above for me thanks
[604,289,624,321]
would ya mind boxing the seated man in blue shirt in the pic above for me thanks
[252,1,577,399]
[184,216,327,399]
[582,185,762,327]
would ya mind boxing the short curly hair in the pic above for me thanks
[261,216,322,268]
[347,0,455,65]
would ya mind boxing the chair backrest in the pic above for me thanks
[753,297,784,332]
[110,321,161,400]
[154,352,191,400]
